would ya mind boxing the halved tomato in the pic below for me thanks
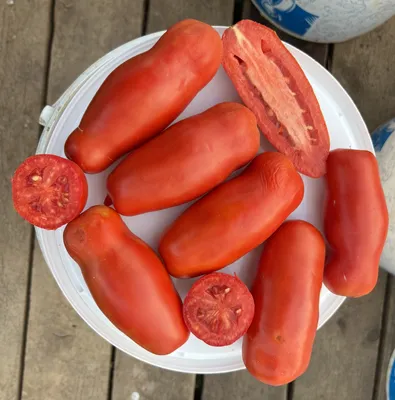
[222,20,330,178]
[183,273,254,346]
[12,154,88,230]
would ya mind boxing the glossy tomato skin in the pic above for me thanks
[243,220,325,386]
[63,206,189,355]
[65,19,223,173]
[107,102,260,216]
[222,20,329,178]
[183,272,255,346]
[159,152,304,278]
[324,149,388,297]
[12,154,88,230]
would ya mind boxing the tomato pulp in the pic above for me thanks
[183,273,254,346]
[222,20,330,178]
[12,154,88,230]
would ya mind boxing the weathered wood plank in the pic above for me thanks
[147,0,234,33]
[330,16,395,131]
[243,0,328,66]
[110,2,238,398]
[111,1,236,397]
[21,1,145,399]
[203,371,286,400]
[293,16,395,400]
[359,17,395,400]
[47,0,145,104]
[21,247,112,400]
[239,5,393,400]
[293,271,387,400]
[375,276,395,400]
[0,1,51,399]
[112,356,195,400]
[201,3,328,399]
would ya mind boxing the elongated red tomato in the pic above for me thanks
[183,273,254,346]
[222,20,329,178]
[12,154,87,230]
[243,221,325,386]
[159,152,304,278]
[324,149,388,297]
[65,19,223,173]
[107,102,260,215]
[63,206,189,355]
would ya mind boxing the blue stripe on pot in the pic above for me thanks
[256,0,319,36]
[389,349,395,399]
[372,122,394,152]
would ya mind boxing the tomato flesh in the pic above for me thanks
[183,273,254,346]
[12,155,88,230]
[222,20,330,178]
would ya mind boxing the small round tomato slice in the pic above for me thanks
[183,273,254,346]
[12,154,88,230]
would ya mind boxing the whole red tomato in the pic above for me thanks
[324,149,389,297]
[243,220,325,386]
[63,206,189,355]
[159,152,304,278]
[65,19,223,173]
[107,102,260,216]
[222,20,330,178]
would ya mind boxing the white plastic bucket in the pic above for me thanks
[35,26,374,373]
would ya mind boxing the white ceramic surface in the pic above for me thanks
[35,27,373,374]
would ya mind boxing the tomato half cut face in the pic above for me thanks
[222,20,330,178]
[183,273,254,346]
[12,155,88,230]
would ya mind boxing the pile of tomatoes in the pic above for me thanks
[11,19,388,385]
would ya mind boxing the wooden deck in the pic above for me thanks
[1,1,394,399]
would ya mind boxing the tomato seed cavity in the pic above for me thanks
[233,54,299,148]
[29,200,42,212]
[26,173,71,214]
[206,285,231,300]
[234,48,319,148]
[26,168,44,185]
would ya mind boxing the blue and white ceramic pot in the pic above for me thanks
[251,0,395,43]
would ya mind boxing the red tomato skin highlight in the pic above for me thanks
[107,102,260,216]
[12,154,88,230]
[159,152,304,278]
[183,272,255,346]
[63,206,189,355]
[324,149,389,297]
[65,19,223,173]
[222,20,329,178]
[243,220,325,386]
